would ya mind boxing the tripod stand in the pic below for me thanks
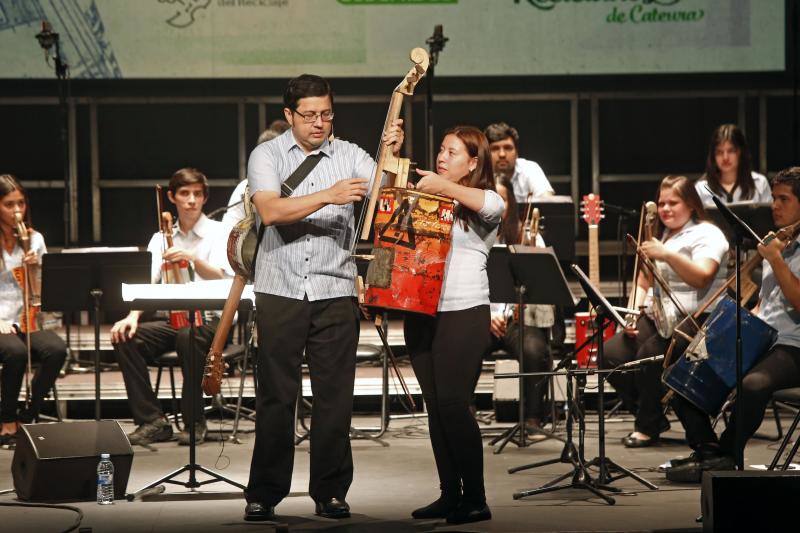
[507,265,658,502]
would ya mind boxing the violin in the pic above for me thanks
[12,210,41,333]
[156,186,202,329]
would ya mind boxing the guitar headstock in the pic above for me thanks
[395,48,430,96]
[581,193,604,226]
[161,211,174,236]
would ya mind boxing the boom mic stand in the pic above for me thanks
[425,24,448,169]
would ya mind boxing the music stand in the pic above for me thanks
[41,251,151,420]
[516,195,575,262]
[123,286,249,494]
[571,265,658,491]
[487,245,576,454]
[705,202,773,250]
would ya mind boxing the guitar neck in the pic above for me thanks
[588,224,599,312]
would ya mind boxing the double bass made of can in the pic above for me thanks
[364,188,454,316]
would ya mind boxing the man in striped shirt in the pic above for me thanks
[243,74,403,522]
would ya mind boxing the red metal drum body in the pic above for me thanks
[365,188,455,316]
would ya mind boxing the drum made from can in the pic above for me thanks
[662,296,777,416]
[364,188,455,316]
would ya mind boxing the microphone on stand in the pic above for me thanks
[603,203,639,218]
[617,354,665,369]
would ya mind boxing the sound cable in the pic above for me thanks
[0,499,84,533]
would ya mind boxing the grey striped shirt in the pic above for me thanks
[247,130,376,301]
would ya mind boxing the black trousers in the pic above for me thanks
[0,330,67,423]
[602,315,671,437]
[113,319,218,426]
[246,294,360,506]
[405,305,491,505]
[492,322,550,419]
[672,344,800,454]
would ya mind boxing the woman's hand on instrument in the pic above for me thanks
[414,169,451,196]
[0,320,16,335]
[110,314,139,344]
[21,250,38,266]
[640,238,669,260]
[758,232,785,264]
[623,325,638,338]
[383,119,404,156]
[490,315,507,339]
[163,247,195,265]
[325,178,368,205]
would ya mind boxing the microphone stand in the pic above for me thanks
[603,204,638,307]
[35,22,71,246]
[710,194,756,471]
[425,25,448,169]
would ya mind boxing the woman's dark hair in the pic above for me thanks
[771,166,800,200]
[496,173,520,243]
[168,167,209,198]
[702,124,755,201]
[283,74,333,111]
[655,175,708,236]
[0,173,32,227]
[442,126,496,230]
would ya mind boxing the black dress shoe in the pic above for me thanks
[315,497,350,519]
[411,495,460,519]
[666,453,735,483]
[622,432,658,448]
[244,502,275,521]
[446,501,492,525]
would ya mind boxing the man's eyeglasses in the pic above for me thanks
[293,110,334,124]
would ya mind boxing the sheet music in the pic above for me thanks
[122,279,255,302]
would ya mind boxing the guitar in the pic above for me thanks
[574,194,615,367]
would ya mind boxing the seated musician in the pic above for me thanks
[602,175,728,448]
[695,124,771,207]
[490,173,552,438]
[0,174,67,447]
[110,168,233,446]
[666,167,800,482]
[483,122,554,201]
[404,126,504,525]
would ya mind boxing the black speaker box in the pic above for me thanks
[12,420,134,502]
[701,470,800,532]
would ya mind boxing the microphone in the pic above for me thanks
[602,203,638,218]
[618,354,665,369]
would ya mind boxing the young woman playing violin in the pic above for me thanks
[404,126,504,525]
[602,175,728,448]
[0,174,67,447]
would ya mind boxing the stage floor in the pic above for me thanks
[0,412,790,532]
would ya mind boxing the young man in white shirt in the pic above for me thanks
[484,122,554,202]
[111,168,232,447]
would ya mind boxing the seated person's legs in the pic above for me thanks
[175,319,219,445]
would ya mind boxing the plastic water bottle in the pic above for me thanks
[97,453,114,505]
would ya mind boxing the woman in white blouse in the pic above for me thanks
[0,175,67,447]
[603,175,728,448]
[695,124,771,206]
[404,126,504,525]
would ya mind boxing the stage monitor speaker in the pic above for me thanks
[701,470,800,532]
[12,420,134,502]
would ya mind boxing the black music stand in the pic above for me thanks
[706,202,773,250]
[41,251,151,420]
[487,245,576,454]
[571,265,658,492]
[126,294,247,495]
[709,194,763,471]
[516,196,576,262]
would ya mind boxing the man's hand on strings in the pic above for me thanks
[758,232,785,264]
[383,118,404,156]
[326,178,368,205]
[163,247,195,264]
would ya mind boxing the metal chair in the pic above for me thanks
[768,387,800,470]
